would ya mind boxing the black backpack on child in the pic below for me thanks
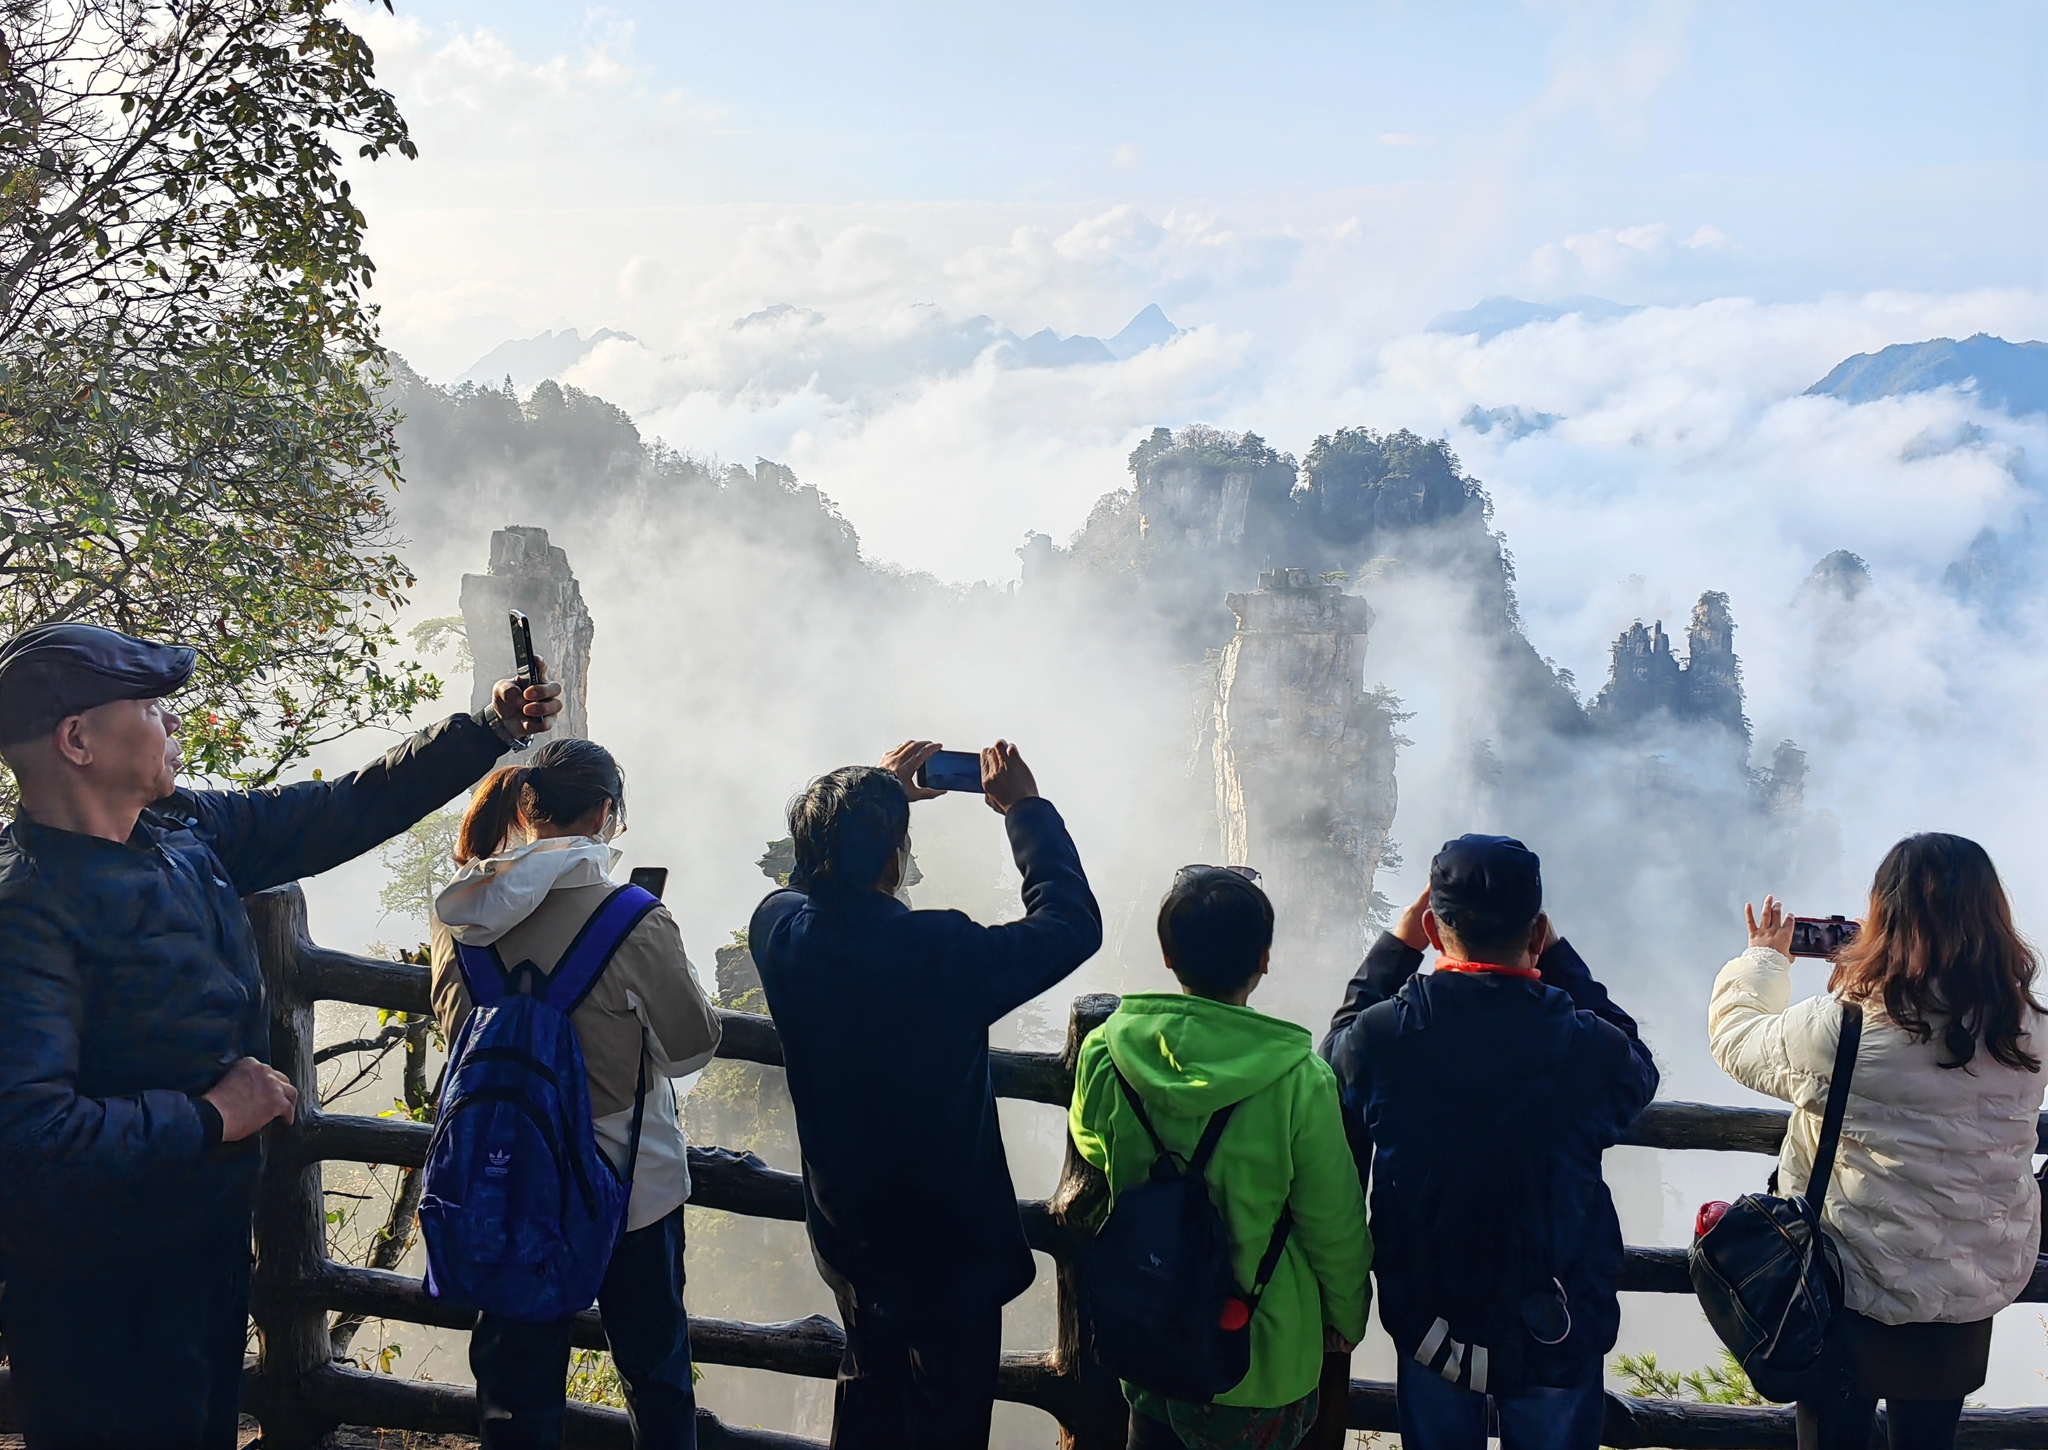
[1085,1065,1293,1402]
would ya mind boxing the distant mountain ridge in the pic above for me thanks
[457,328,634,389]
[1806,333,2048,417]
[452,305,1183,389]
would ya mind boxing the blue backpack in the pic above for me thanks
[419,883,660,1322]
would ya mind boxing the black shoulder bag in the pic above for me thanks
[1689,1000,1863,1403]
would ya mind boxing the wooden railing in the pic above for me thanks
[239,884,2048,1449]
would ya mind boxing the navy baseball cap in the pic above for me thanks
[1429,834,1543,930]
[0,623,196,746]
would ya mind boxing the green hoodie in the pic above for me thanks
[1069,992,1373,1410]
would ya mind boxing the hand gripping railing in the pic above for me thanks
[237,885,2048,1449]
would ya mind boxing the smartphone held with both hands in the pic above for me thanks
[1789,915,1859,958]
[913,749,985,794]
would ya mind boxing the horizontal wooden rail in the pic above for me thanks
[298,944,2048,1155]
[285,1363,821,1449]
[296,945,1073,1106]
[294,1117,1064,1250]
[302,1261,1065,1409]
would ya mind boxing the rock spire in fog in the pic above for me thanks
[1212,569,1399,986]
[1590,591,1747,742]
[460,527,595,743]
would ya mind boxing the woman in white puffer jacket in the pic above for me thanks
[1709,833,2043,1450]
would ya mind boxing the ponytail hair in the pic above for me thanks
[454,738,627,864]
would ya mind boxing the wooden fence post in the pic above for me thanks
[247,885,336,1449]
[1049,993,1126,1450]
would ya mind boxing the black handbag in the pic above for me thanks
[1689,1000,1862,1403]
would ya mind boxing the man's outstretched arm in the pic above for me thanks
[188,674,561,895]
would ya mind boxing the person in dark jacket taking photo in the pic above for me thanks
[1321,835,1656,1450]
[0,621,561,1450]
[751,739,1102,1450]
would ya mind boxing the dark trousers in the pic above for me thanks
[1128,1412,1189,1449]
[1795,1310,1986,1450]
[472,1206,697,1450]
[828,1284,1003,1450]
[5,1207,250,1450]
[1797,1394,1964,1450]
[1395,1356,1607,1450]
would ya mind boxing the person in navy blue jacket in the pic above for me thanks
[750,739,1102,1450]
[1320,835,1656,1450]
[0,622,561,1450]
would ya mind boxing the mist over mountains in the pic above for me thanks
[365,292,2048,1069]
[454,303,1184,398]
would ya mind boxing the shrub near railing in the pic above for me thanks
[234,884,2048,1450]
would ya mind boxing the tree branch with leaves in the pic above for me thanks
[0,0,434,811]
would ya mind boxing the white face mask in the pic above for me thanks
[892,836,914,903]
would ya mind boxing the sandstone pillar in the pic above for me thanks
[459,527,594,742]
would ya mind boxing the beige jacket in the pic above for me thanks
[1709,946,2042,1324]
[431,838,721,1230]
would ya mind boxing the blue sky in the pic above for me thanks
[364,0,2045,298]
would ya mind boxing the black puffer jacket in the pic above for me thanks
[0,711,505,1250]
[1321,935,1658,1390]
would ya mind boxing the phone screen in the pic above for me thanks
[509,610,537,686]
[915,750,984,793]
[628,866,668,900]
[1790,916,1859,959]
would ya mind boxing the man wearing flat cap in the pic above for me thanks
[0,621,562,1449]
[1319,836,1657,1450]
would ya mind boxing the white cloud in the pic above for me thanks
[1524,219,1739,290]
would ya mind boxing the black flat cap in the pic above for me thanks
[0,623,196,746]
[1429,833,1543,927]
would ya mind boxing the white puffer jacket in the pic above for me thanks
[1708,946,2043,1325]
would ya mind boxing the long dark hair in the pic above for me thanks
[1830,832,2043,1072]
[455,738,626,864]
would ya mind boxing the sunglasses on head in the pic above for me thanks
[1176,863,1261,883]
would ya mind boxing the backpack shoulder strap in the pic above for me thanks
[543,884,662,1013]
[1184,1100,1240,1178]
[1110,1062,1170,1158]
[455,940,511,1008]
[1244,1207,1295,1307]
[1110,1062,1239,1176]
[1807,999,1864,1209]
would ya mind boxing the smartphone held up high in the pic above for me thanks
[628,867,669,900]
[914,750,985,794]
[509,610,538,687]
[1790,915,1859,959]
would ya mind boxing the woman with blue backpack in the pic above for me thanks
[426,739,723,1449]
[1070,866,1372,1450]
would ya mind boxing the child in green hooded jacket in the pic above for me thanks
[1071,866,1373,1450]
